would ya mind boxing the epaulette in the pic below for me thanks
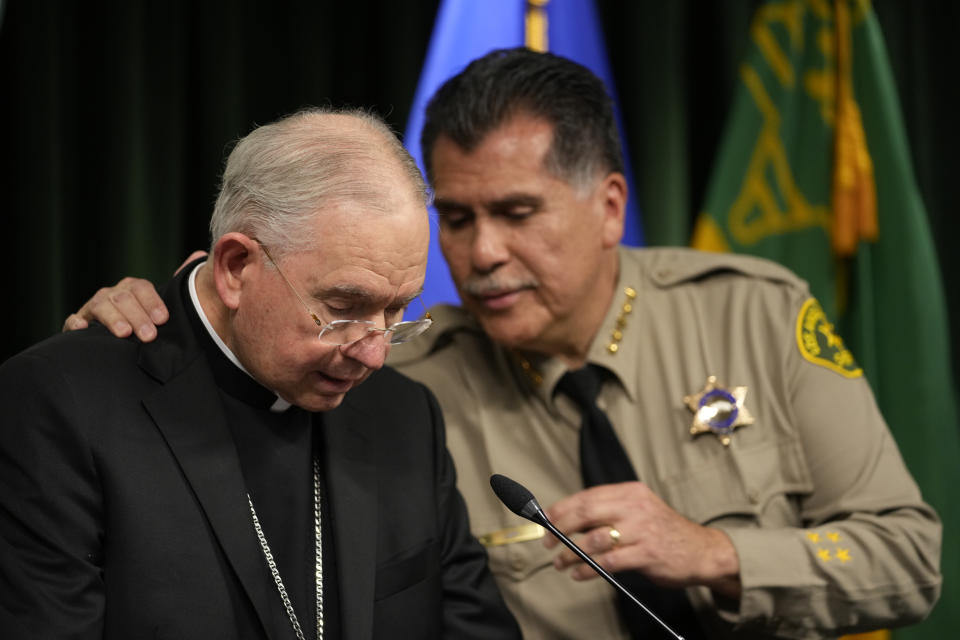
[637,247,808,291]
[388,303,481,366]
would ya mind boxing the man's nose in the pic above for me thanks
[340,332,390,370]
[470,219,509,273]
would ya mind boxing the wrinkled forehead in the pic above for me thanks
[297,199,429,284]
[266,165,429,255]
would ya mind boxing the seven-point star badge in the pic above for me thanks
[684,376,754,446]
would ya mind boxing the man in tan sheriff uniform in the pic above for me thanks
[67,49,941,639]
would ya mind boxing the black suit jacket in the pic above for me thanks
[0,269,520,639]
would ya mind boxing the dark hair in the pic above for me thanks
[420,47,624,189]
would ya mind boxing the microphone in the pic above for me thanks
[489,474,685,640]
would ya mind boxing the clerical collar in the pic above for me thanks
[187,262,292,413]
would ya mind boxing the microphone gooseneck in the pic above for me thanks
[488,474,686,640]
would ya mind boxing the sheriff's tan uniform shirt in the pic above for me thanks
[389,247,941,639]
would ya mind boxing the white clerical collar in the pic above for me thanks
[188,262,292,413]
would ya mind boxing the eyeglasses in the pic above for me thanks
[259,243,432,346]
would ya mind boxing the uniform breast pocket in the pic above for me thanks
[484,534,554,583]
[657,438,814,528]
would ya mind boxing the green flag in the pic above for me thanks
[692,1,959,637]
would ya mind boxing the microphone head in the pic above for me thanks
[490,474,543,521]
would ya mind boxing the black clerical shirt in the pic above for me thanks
[184,269,339,639]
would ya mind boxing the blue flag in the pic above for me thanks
[404,0,644,308]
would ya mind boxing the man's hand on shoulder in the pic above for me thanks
[62,251,206,342]
[543,482,742,599]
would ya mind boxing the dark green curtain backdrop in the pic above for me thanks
[2,0,957,393]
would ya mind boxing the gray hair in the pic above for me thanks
[209,107,428,257]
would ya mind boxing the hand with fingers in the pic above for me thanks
[543,481,742,600]
[62,251,206,341]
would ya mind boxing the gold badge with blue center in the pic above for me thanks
[684,376,754,446]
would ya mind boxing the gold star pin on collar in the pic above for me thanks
[684,376,754,446]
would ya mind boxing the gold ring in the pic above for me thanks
[608,527,622,548]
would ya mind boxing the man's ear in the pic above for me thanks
[211,233,259,310]
[597,172,627,249]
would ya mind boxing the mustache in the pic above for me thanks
[461,275,539,297]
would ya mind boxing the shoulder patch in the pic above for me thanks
[795,298,862,378]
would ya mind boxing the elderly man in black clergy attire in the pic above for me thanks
[0,108,521,639]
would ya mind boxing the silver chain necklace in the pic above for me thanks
[248,458,323,640]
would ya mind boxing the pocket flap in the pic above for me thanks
[659,439,813,525]
[374,539,439,600]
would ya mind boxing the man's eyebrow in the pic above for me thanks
[488,194,543,210]
[392,289,425,307]
[432,197,470,212]
[314,284,424,307]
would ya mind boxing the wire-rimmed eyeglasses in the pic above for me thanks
[259,243,432,346]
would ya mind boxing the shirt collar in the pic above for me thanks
[582,245,643,402]
[187,262,292,413]
[512,246,643,404]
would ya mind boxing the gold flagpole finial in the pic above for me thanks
[525,0,550,52]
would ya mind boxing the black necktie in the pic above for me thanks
[556,365,636,486]
[556,365,704,640]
